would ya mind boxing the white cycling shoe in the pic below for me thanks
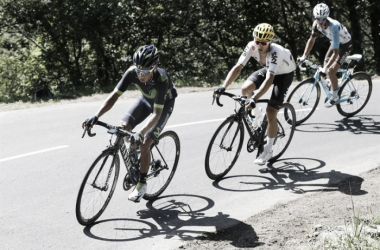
[128,182,147,202]
[254,150,273,165]
[325,95,339,108]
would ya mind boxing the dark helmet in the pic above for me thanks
[133,44,160,68]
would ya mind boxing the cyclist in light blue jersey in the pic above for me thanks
[297,3,353,107]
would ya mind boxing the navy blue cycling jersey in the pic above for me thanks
[115,66,177,109]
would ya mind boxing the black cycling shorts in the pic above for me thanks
[247,68,294,109]
[121,97,175,140]
[324,40,353,66]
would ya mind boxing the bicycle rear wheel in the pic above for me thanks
[337,72,372,117]
[286,78,320,125]
[76,151,120,226]
[261,103,296,162]
[144,131,180,200]
[205,116,244,180]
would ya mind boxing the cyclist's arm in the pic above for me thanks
[302,35,316,58]
[325,24,340,68]
[222,64,243,89]
[95,90,121,118]
[139,106,163,135]
[253,71,275,100]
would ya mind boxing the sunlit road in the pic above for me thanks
[1,79,379,249]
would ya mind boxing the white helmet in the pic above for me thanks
[313,3,330,19]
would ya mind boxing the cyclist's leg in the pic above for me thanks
[143,98,175,173]
[120,97,151,131]
[242,68,266,98]
[266,73,292,150]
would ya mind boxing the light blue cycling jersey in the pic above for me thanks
[312,17,351,49]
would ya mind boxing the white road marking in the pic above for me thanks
[1,107,317,162]
[166,108,318,128]
[166,118,225,128]
[0,145,69,163]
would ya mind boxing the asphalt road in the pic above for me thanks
[1,79,379,249]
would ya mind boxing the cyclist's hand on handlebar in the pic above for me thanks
[213,87,225,97]
[131,132,144,146]
[319,66,328,75]
[245,98,256,110]
[82,116,98,129]
[297,55,306,65]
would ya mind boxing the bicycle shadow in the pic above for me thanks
[212,158,367,195]
[82,194,263,247]
[295,115,380,135]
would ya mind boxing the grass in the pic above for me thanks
[308,184,380,250]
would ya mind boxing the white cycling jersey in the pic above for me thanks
[238,41,296,75]
[312,17,351,49]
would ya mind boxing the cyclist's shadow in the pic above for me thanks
[213,158,367,195]
[296,115,380,135]
[83,194,263,248]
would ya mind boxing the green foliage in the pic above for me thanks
[0,0,379,102]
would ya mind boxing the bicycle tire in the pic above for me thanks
[260,103,296,162]
[76,150,120,226]
[336,72,372,117]
[286,78,320,125]
[205,116,244,180]
[143,131,180,200]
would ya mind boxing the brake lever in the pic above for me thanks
[82,127,96,138]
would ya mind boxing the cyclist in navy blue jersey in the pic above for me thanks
[297,3,353,107]
[83,45,177,202]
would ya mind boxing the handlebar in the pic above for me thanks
[298,60,320,71]
[82,120,135,139]
[212,91,270,118]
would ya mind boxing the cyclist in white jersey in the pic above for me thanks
[297,3,353,107]
[214,23,296,165]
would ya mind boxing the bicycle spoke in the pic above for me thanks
[76,152,119,225]
[337,72,372,117]
[205,117,244,180]
[144,131,180,200]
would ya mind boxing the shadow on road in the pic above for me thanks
[295,115,380,134]
[82,194,262,247]
[212,157,366,195]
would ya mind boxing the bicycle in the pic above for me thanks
[76,120,180,226]
[286,54,372,125]
[205,91,296,180]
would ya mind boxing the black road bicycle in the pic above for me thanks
[205,92,296,180]
[76,121,180,226]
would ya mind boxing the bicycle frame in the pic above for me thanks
[299,60,356,105]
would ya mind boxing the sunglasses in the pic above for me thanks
[255,40,268,46]
[316,17,327,21]
[135,67,154,76]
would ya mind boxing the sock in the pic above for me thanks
[332,89,339,98]
[265,137,275,152]
[139,172,147,184]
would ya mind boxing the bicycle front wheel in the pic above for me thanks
[76,151,120,226]
[337,72,372,117]
[264,103,296,162]
[144,131,180,200]
[286,78,320,125]
[205,116,244,180]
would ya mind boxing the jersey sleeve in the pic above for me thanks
[237,42,254,66]
[114,66,135,94]
[330,24,340,49]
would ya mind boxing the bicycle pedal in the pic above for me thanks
[247,138,256,153]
